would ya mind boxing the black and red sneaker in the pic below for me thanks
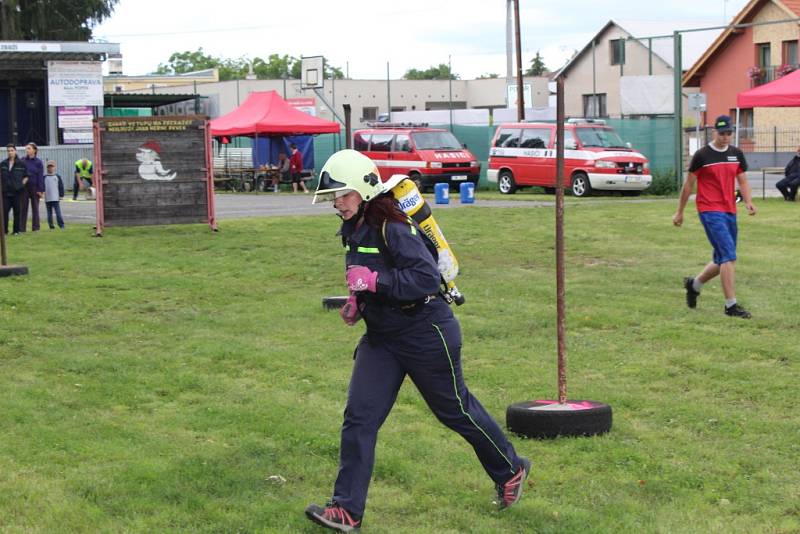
[305,501,362,532]
[496,457,532,509]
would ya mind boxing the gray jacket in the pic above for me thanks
[44,173,64,202]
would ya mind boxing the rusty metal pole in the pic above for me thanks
[513,0,524,122]
[505,78,612,438]
[506,81,613,435]
[0,179,7,266]
[555,76,567,405]
[343,104,352,149]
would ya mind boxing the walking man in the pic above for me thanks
[673,115,756,318]
[289,143,309,194]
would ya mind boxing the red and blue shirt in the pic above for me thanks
[688,144,748,214]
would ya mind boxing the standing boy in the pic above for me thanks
[44,160,65,229]
[673,115,756,318]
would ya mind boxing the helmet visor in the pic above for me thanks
[313,170,350,204]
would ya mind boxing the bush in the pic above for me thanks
[645,168,679,196]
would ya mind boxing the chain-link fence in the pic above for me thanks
[684,126,800,169]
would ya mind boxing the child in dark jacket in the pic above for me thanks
[43,160,65,229]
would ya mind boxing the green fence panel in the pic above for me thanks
[605,118,675,175]
[312,133,339,187]
[103,108,152,117]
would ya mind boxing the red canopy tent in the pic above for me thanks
[209,90,340,136]
[735,69,800,148]
[737,68,800,108]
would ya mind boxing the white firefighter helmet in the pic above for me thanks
[313,149,388,204]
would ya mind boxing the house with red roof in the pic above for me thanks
[683,0,800,135]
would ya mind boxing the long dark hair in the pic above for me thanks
[363,194,407,229]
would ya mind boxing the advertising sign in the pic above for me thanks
[63,130,93,144]
[687,93,707,112]
[506,84,533,109]
[1,42,62,52]
[58,106,94,129]
[47,61,103,107]
[286,97,317,117]
[95,116,215,232]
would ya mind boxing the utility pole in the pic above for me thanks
[513,0,524,121]
[448,55,453,132]
[387,62,391,122]
[506,0,514,81]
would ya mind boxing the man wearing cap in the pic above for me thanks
[673,115,756,319]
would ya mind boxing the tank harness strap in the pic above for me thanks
[379,219,444,312]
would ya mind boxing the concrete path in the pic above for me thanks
[57,170,787,225]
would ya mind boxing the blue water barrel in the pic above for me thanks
[434,183,450,204]
[460,182,475,204]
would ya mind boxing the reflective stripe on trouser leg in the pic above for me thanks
[406,322,519,484]
[333,336,406,517]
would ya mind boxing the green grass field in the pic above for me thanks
[1,199,798,533]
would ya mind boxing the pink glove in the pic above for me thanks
[346,265,378,293]
[339,294,361,326]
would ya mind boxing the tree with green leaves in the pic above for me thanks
[155,48,224,75]
[155,49,343,81]
[525,51,547,76]
[403,64,459,80]
[477,73,499,79]
[0,0,118,40]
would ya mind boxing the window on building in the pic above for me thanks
[495,128,521,148]
[520,128,551,149]
[732,108,754,130]
[783,40,798,66]
[395,134,411,152]
[757,43,771,68]
[353,132,370,151]
[609,39,625,66]
[362,106,378,121]
[582,93,607,118]
[369,134,393,152]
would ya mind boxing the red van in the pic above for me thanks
[487,119,651,197]
[354,125,480,191]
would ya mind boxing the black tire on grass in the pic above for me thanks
[0,265,29,277]
[506,400,612,439]
[322,296,349,310]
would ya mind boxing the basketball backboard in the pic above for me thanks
[301,56,325,89]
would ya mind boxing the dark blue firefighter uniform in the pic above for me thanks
[332,216,524,518]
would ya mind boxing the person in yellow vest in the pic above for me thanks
[73,159,93,201]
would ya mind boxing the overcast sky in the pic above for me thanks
[93,0,750,79]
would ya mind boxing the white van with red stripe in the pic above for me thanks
[354,125,480,191]
[487,119,651,197]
